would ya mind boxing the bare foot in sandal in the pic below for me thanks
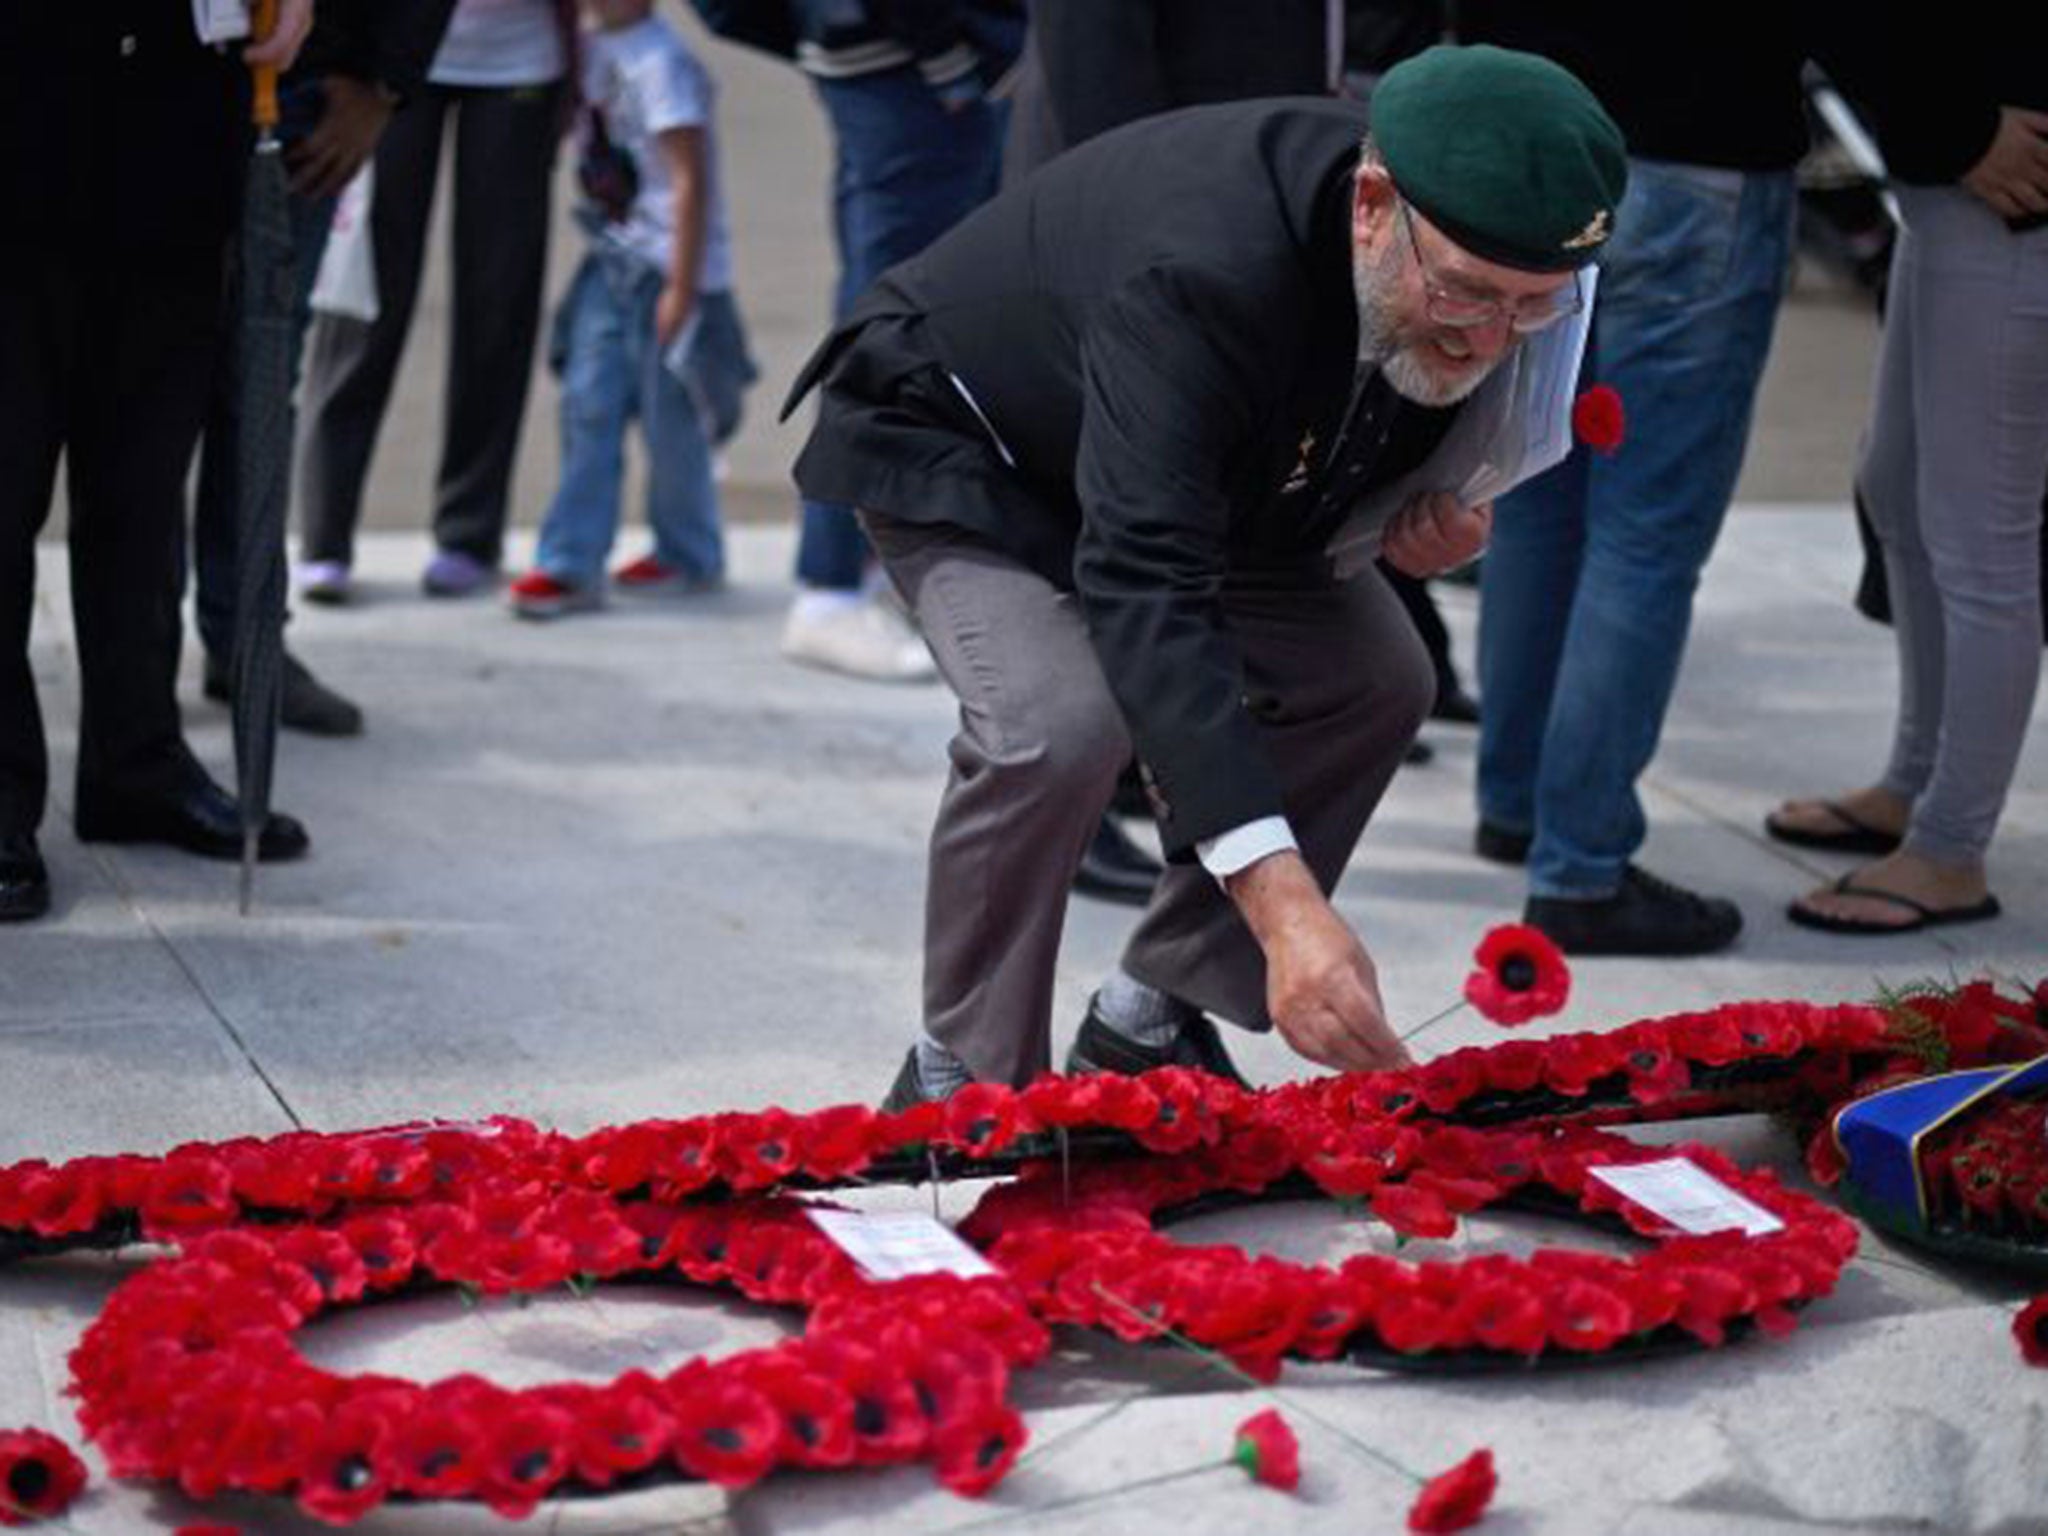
[1765,787,1910,854]
[1788,849,1998,934]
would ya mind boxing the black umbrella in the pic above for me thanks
[231,0,294,914]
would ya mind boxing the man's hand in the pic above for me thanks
[1225,852,1414,1073]
[1381,492,1492,579]
[1963,107,2048,221]
[244,0,314,72]
[288,76,395,198]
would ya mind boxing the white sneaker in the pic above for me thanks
[295,560,352,606]
[780,595,937,682]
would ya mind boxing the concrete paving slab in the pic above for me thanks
[6,504,2048,1532]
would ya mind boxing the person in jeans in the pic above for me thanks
[778,0,1021,681]
[293,0,573,602]
[508,0,752,618]
[1461,5,1823,957]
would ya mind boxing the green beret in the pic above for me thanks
[1372,44,1627,273]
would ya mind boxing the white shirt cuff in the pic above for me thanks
[1196,817,1298,881]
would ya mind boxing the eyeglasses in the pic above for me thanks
[1396,200,1584,335]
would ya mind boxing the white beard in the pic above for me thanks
[1354,239,1499,408]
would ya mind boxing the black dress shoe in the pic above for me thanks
[205,651,365,738]
[1072,815,1162,906]
[1474,821,1532,865]
[0,834,50,922]
[1404,738,1435,766]
[1431,686,1481,726]
[76,775,310,862]
[1524,865,1742,957]
[1065,998,1251,1088]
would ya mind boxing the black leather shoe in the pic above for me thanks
[1404,738,1435,766]
[1524,865,1742,957]
[0,834,50,922]
[1474,821,1532,865]
[76,775,310,862]
[1072,815,1162,906]
[1431,686,1481,726]
[1065,998,1250,1089]
[205,652,365,738]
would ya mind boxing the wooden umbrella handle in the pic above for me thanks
[251,0,281,129]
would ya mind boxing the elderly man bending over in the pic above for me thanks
[785,45,1627,1103]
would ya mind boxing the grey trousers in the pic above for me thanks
[296,81,561,569]
[1865,186,2048,865]
[862,512,1433,1086]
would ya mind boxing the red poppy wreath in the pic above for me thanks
[68,1180,1048,1525]
[960,1120,1858,1379]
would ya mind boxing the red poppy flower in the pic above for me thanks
[2013,1295,2048,1367]
[1371,1182,1457,1242]
[1571,383,1625,453]
[478,1401,575,1519]
[1408,1447,1498,1533]
[0,1428,87,1527]
[139,1154,238,1234]
[386,1392,491,1500]
[1546,1277,1632,1352]
[1462,925,1570,1027]
[175,1525,243,1536]
[665,1372,782,1488]
[794,1103,882,1180]
[1231,1408,1300,1491]
[1451,1278,1547,1356]
[569,1374,673,1486]
[931,1400,1026,1497]
[295,1394,408,1525]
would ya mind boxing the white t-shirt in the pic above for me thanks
[582,16,734,294]
[431,0,566,88]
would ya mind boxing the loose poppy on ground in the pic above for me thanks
[1231,1409,1300,1491]
[0,1427,88,1528]
[1408,1447,1497,1532]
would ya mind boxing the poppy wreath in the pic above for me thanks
[68,1178,1049,1525]
[1279,998,2033,1134]
[960,1119,1859,1380]
[0,1070,1263,1266]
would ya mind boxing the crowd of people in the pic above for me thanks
[4,4,2044,1104]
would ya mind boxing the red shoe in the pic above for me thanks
[612,553,722,595]
[508,570,599,620]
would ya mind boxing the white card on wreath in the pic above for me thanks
[807,1209,997,1282]
[1588,1158,1785,1238]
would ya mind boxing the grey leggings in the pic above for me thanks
[1865,185,2048,865]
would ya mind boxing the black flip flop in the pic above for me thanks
[1764,800,1903,856]
[1787,876,2002,935]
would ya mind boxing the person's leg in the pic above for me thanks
[1475,441,1590,842]
[863,513,1129,1088]
[1524,162,1794,902]
[435,80,561,573]
[295,86,447,570]
[640,289,726,585]
[1793,191,2048,927]
[529,257,636,593]
[70,250,222,804]
[794,71,1004,599]
[1118,565,1434,1032]
[0,256,69,851]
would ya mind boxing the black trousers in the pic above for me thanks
[295,80,561,568]
[0,246,225,840]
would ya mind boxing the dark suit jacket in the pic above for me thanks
[1,6,249,261]
[789,97,1457,855]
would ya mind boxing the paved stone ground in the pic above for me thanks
[9,11,2046,1530]
[7,508,2047,1533]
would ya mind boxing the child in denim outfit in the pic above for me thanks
[510,0,754,618]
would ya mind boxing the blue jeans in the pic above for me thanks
[190,77,335,661]
[796,67,1005,591]
[1476,159,1795,898]
[534,251,725,586]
